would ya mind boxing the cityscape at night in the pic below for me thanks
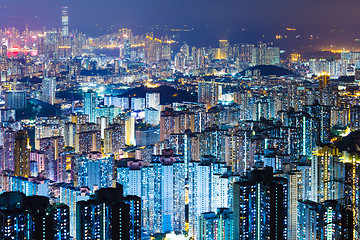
[1,1,360,240]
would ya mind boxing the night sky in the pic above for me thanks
[1,0,360,47]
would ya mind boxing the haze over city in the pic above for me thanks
[1,0,360,49]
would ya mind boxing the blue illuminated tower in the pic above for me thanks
[233,166,288,240]
[84,90,97,123]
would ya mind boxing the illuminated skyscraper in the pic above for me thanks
[123,195,142,240]
[14,130,30,178]
[251,42,280,66]
[146,92,160,110]
[104,123,126,155]
[287,170,304,240]
[59,7,71,58]
[59,184,90,238]
[0,192,70,240]
[3,129,15,171]
[44,31,58,58]
[219,40,229,60]
[76,154,114,192]
[240,44,255,62]
[265,46,280,65]
[123,38,131,61]
[125,116,136,146]
[42,77,56,105]
[198,79,220,109]
[297,200,353,240]
[76,187,133,240]
[84,90,97,123]
[1,44,7,72]
[180,43,190,61]
[75,130,101,154]
[198,208,233,240]
[145,32,161,64]
[161,44,171,60]
[303,101,331,144]
[145,108,160,126]
[1,44,7,60]
[131,97,145,111]
[311,146,344,203]
[61,7,69,37]
[0,44,7,82]
[252,42,267,66]
[64,122,76,147]
[117,150,185,235]
[188,156,231,239]
[233,166,287,240]
[160,108,176,142]
[5,91,26,110]
[38,136,66,182]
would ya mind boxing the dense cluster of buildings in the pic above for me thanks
[1,5,360,240]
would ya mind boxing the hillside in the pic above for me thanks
[238,65,294,77]
[120,85,197,105]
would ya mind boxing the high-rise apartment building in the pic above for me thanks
[198,79,220,109]
[298,200,353,240]
[198,208,233,240]
[219,40,229,60]
[188,156,232,239]
[5,91,26,110]
[59,184,90,238]
[131,97,145,111]
[160,108,176,141]
[14,130,30,178]
[76,187,138,240]
[84,90,97,123]
[146,92,160,110]
[3,129,15,171]
[42,77,56,105]
[104,123,126,155]
[125,116,136,146]
[76,154,114,192]
[233,166,287,240]
[145,107,160,126]
[117,150,185,235]
[0,192,70,240]
[251,42,280,66]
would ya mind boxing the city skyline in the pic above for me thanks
[0,2,360,240]
[1,1,360,49]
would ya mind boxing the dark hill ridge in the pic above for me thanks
[238,65,294,77]
[120,85,197,105]
[335,130,360,155]
[336,76,355,83]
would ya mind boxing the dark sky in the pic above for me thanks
[1,0,360,47]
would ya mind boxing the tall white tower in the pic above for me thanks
[61,7,69,37]
[42,78,56,105]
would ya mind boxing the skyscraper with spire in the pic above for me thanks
[61,7,69,37]
[60,6,71,58]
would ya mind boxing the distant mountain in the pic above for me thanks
[238,65,294,77]
[120,85,197,105]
